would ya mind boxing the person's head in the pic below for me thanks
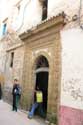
[14,79,18,84]
[36,86,40,91]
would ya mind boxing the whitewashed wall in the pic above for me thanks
[0,40,7,73]
[11,0,82,34]
[12,0,42,34]
[48,0,81,18]
[10,0,64,33]
[61,28,83,110]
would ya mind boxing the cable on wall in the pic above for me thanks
[16,0,31,32]
[79,0,83,29]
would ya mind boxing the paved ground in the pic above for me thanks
[0,100,46,125]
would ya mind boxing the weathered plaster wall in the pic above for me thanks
[48,0,81,18]
[10,0,83,34]
[59,28,83,125]
[0,0,82,36]
[12,0,42,34]
[61,28,83,109]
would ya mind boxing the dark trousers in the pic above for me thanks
[0,92,2,99]
[0,89,2,100]
[12,95,19,111]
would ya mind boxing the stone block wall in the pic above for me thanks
[4,43,24,104]
[21,23,62,119]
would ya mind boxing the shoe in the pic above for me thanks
[28,115,33,119]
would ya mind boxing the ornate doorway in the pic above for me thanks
[35,55,49,115]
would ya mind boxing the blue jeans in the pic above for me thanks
[28,102,44,117]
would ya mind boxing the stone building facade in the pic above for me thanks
[0,13,64,123]
[0,32,24,103]
[0,14,64,122]
[19,15,64,119]
[0,0,83,125]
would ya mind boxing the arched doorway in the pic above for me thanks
[35,55,49,115]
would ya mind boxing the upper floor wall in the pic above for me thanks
[10,0,43,34]
[0,0,83,36]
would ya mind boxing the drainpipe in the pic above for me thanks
[79,0,83,29]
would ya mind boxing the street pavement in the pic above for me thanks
[0,100,46,125]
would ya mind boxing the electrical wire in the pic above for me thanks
[79,0,82,27]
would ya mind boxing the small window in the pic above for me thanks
[42,0,48,20]
[2,23,7,35]
[10,52,14,68]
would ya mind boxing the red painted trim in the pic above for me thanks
[59,105,83,125]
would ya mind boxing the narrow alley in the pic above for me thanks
[0,100,46,125]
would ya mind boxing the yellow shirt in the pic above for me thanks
[36,91,43,103]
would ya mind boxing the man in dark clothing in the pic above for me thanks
[12,79,21,112]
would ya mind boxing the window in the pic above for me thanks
[10,52,14,68]
[42,0,48,20]
[2,18,8,35]
[2,23,7,35]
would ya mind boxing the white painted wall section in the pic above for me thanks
[61,28,83,110]
[12,0,42,34]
